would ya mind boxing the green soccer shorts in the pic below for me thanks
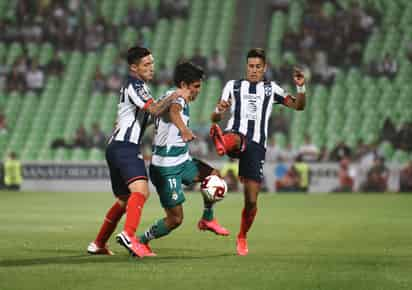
[149,159,200,209]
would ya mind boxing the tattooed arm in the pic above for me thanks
[144,90,186,117]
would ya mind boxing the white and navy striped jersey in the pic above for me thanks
[219,80,288,148]
[111,75,154,145]
[151,89,190,167]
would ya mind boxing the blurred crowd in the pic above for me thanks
[380,118,412,152]
[0,51,64,94]
[133,127,412,193]
[266,0,404,87]
[0,0,189,51]
[1,0,411,194]
[266,132,412,193]
[50,123,106,150]
[151,48,227,88]
[0,0,194,95]
[89,48,227,95]
[261,139,411,194]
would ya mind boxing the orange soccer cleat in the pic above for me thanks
[236,236,249,256]
[116,231,146,258]
[140,242,157,257]
[198,219,230,236]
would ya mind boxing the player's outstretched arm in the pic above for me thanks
[283,67,306,111]
[145,92,179,117]
[211,100,231,123]
[145,88,188,117]
[169,102,196,142]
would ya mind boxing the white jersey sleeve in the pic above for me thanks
[271,81,288,104]
[220,80,235,102]
[172,96,186,108]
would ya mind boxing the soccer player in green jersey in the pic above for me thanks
[137,62,229,256]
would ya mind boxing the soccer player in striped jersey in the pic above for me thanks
[210,48,306,255]
[136,62,229,256]
[87,46,189,258]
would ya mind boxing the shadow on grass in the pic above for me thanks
[1,245,412,268]
[0,249,235,268]
[3,251,411,268]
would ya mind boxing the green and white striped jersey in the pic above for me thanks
[151,89,190,167]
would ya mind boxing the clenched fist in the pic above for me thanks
[293,67,305,87]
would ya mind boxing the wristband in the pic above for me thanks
[296,84,306,94]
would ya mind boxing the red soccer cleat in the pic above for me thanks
[87,242,114,255]
[198,219,230,236]
[140,242,157,257]
[116,231,146,258]
[236,236,248,256]
[210,124,226,156]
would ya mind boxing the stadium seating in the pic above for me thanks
[266,0,412,161]
[0,0,235,161]
[1,0,411,164]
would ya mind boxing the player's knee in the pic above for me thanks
[127,179,150,198]
[117,196,129,207]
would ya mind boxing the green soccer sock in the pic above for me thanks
[140,219,171,244]
[202,202,214,221]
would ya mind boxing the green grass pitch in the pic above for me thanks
[0,191,411,290]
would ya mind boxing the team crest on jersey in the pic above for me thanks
[133,82,149,100]
[233,85,240,95]
[264,85,272,98]
[139,88,150,100]
[172,192,178,200]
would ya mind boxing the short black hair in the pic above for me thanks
[127,46,151,65]
[247,48,266,63]
[173,62,204,87]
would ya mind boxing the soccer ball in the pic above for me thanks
[200,175,227,202]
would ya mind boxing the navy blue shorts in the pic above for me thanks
[105,141,148,196]
[238,141,266,183]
